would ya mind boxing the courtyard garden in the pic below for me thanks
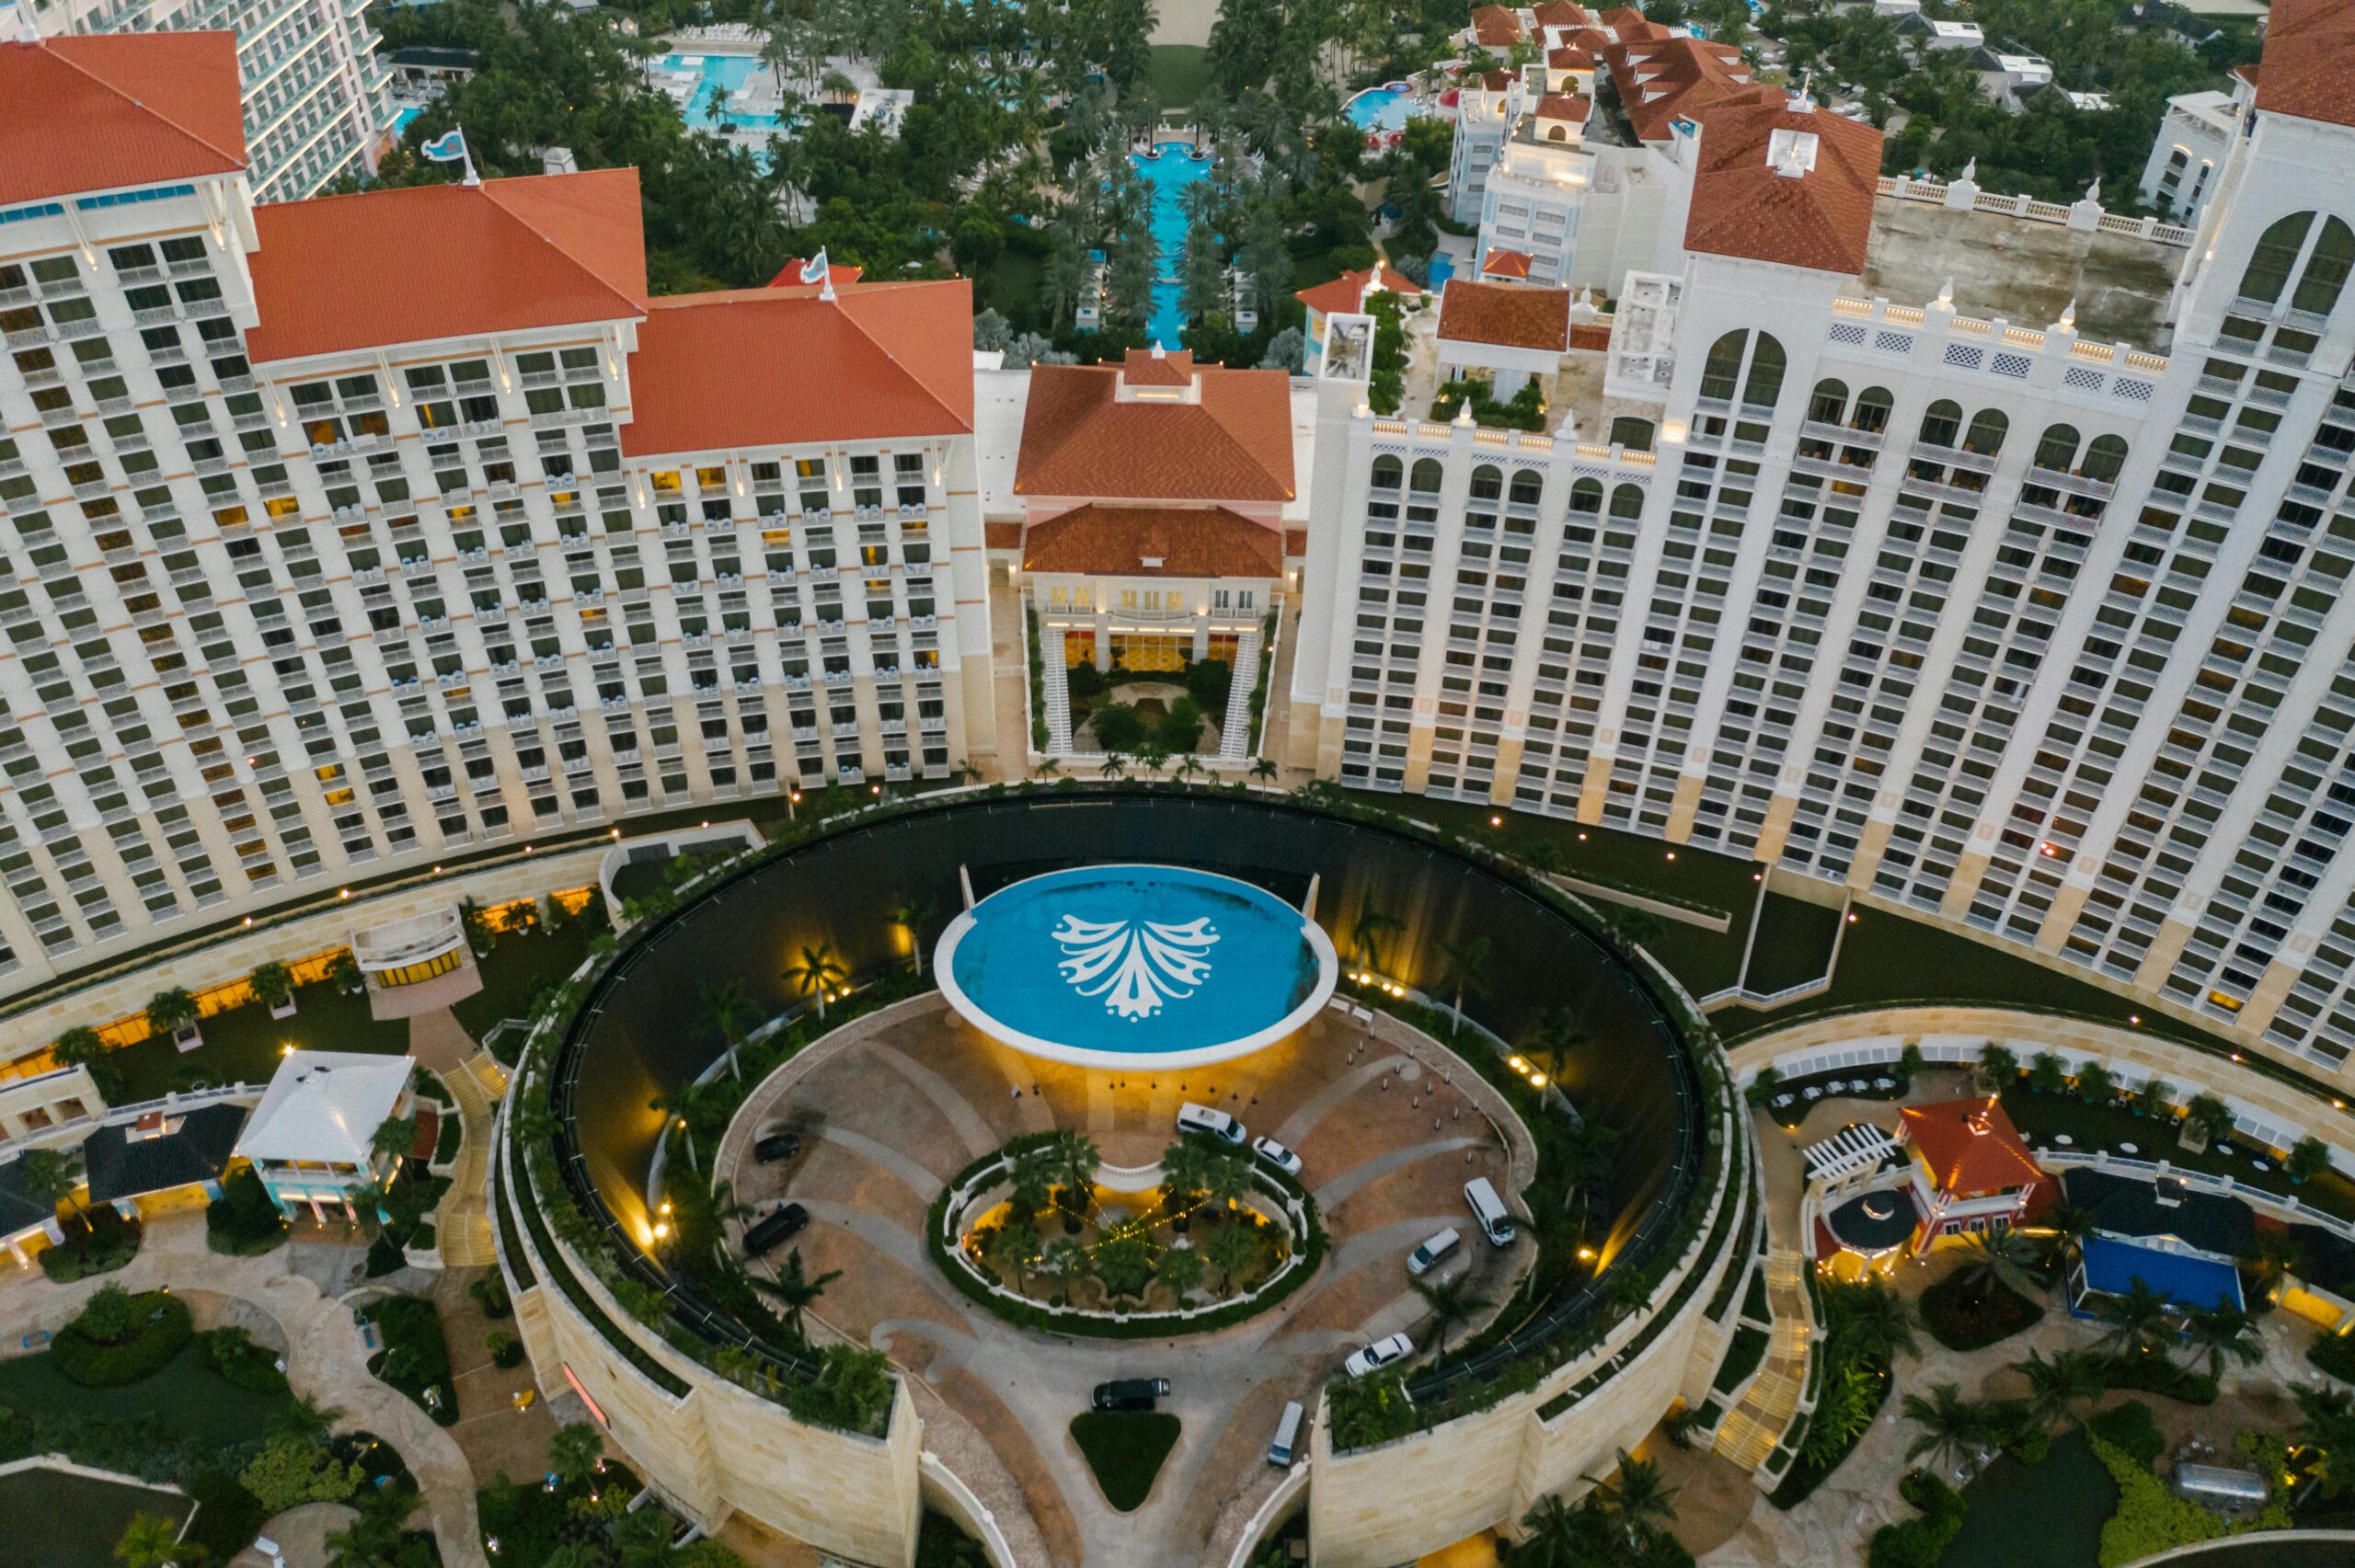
[1066,656,1234,760]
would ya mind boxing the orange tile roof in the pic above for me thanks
[1684,97,1881,276]
[1531,1,1589,25]
[1901,1096,2047,1197]
[246,171,649,362]
[1015,361,1294,503]
[0,34,247,207]
[1480,249,1536,280]
[1536,92,1591,121]
[620,280,973,457]
[1568,322,1613,351]
[1119,347,1198,386]
[1602,35,1753,141]
[1438,279,1571,351]
[1548,45,1599,70]
[984,521,1024,550]
[2255,0,2355,130]
[1295,261,1424,315]
[1023,504,1283,578]
[1472,6,1526,44]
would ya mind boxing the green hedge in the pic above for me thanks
[206,1169,290,1256]
[40,1207,141,1282]
[1712,1323,1770,1394]
[52,1290,191,1388]
[194,1326,290,1396]
[1919,1272,2044,1352]
[1869,1472,1967,1568]
[433,1105,463,1165]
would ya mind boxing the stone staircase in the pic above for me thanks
[1219,627,1260,761]
[1713,1249,1813,1471]
[436,1050,509,1269]
[1040,630,1074,753]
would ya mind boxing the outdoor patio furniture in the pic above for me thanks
[1874,1077,1896,1090]
[1773,1093,1794,1107]
[2053,1134,2073,1146]
[1802,1087,1821,1100]
[2120,1142,2138,1154]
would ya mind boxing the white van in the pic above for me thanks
[1464,1177,1516,1247]
[1406,1228,1461,1277]
[1177,1101,1247,1145]
[1268,1400,1304,1467]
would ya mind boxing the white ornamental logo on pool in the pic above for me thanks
[1051,913,1219,1020]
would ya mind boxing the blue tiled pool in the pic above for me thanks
[1129,141,1212,349]
[1345,86,1414,132]
[655,52,775,132]
[389,105,422,138]
[936,864,1337,1068]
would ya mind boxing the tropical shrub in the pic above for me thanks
[52,1287,190,1388]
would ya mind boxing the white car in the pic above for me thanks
[1177,1101,1247,1145]
[1344,1333,1416,1379]
[1251,1136,1302,1177]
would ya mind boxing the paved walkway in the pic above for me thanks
[433,1044,508,1269]
[0,1212,485,1567]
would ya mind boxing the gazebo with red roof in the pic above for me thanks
[1898,1095,2052,1255]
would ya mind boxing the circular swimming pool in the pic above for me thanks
[936,864,1338,1068]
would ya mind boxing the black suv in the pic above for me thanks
[753,1132,803,1164]
[1090,1377,1171,1412]
[742,1202,810,1257]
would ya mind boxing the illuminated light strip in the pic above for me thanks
[562,1363,609,1427]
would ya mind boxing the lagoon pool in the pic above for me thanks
[1345,86,1414,132]
[936,864,1338,1068]
[655,52,775,132]
[1129,141,1212,350]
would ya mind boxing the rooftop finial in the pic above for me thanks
[2059,298,2078,330]
[1936,277,1955,306]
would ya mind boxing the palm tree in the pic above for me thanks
[325,1484,415,1567]
[2240,1230,2305,1296]
[1437,934,1492,1036]
[1155,1242,1204,1304]
[783,943,847,1022]
[249,959,294,1014]
[752,1247,843,1345]
[1050,1128,1101,1232]
[1411,1268,1489,1358]
[1821,1278,1919,1362]
[144,986,199,1042]
[1205,1219,1257,1296]
[1250,757,1279,784]
[1948,1226,2042,1306]
[698,978,754,1079]
[988,1216,1041,1292]
[113,1512,195,1568]
[1587,1448,1678,1546]
[1902,1381,1993,1474]
[1042,1236,1093,1302]
[2183,1304,2262,1383]
[1033,757,1063,782]
[1199,1144,1255,1215]
[1529,1006,1591,1082]
[1174,755,1206,787]
[2014,1347,2104,1433]
[890,893,937,976]
[1559,1115,1620,1229]
[1007,1145,1057,1220]
[1350,906,1404,970]
[16,1146,85,1233]
[1160,1136,1211,1232]
[1097,751,1129,780]
[1137,743,1170,780]
[2092,1276,2177,1362]
[546,1420,605,1489]
[1512,1492,1615,1568]
[2294,1384,2355,1496]
[271,1391,346,1443]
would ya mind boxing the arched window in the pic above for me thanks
[1548,125,1568,142]
[1568,477,1604,515]
[1608,483,1645,521]
[1851,386,1894,435]
[1963,408,2008,455]
[1509,470,1544,507]
[1469,464,1503,500]
[1370,455,1402,490]
[2032,423,2081,473]
[1918,399,1962,448]
[2166,146,2188,173]
[1808,378,1850,425]
[2293,216,2355,320]
[1742,335,1786,410]
[1409,458,1444,494]
[1609,416,1656,452]
[1698,332,1749,403]
[2240,212,2316,306]
[2081,434,2129,483]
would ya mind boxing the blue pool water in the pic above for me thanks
[937,865,1336,1067]
[389,106,422,138]
[1129,142,1212,349]
[657,53,775,132]
[1427,251,1456,291]
[1345,87,1413,132]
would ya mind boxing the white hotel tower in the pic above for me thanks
[1292,0,2355,1074]
[0,32,994,994]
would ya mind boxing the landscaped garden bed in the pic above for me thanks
[39,1205,141,1282]
[1069,1410,1181,1511]
[53,1287,191,1388]
[1920,1272,2045,1353]
[362,1294,459,1425]
[206,1167,290,1255]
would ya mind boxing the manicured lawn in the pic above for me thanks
[452,923,591,1038]
[1743,895,1842,994]
[1919,1271,2045,1352]
[0,1467,192,1568]
[112,979,408,1102]
[2000,1084,2355,1223]
[1144,45,1211,108]
[1941,1427,2118,1568]
[1069,1411,1180,1512]
[0,1341,292,1448]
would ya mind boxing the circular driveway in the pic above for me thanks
[720,996,1533,1568]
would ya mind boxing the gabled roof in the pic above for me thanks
[1536,92,1591,121]
[235,1050,413,1167]
[620,280,975,457]
[1601,35,1754,142]
[245,170,649,362]
[1439,279,1573,351]
[1471,5,1526,44]
[1684,97,1881,276]
[1901,1095,2046,1196]
[0,34,247,207]
[1015,355,1294,503]
[1531,0,1589,25]
[1295,261,1424,316]
[2255,0,2355,132]
[1481,249,1536,280]
[1021,504,1284,578]
[83,1103,247,1205]
[1548,46,1599,70]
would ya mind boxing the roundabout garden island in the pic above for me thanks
[491,786,1750,1568]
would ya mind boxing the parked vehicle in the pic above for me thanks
[1251,1136,1302,1176]
[753,1131,803,1164]
[1091,1377,1171,1412]
[1464,1176,1517,1247]
[1406,1228,1462,1278]
[1177,1101,1246,1145]
[1268,1401,1305,1466]
[1344,1333,1415,1378]
[742,1202,810,1257]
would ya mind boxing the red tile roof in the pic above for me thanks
[1531,0,1589,25]
[1684,97,1881,276]
[1438,279,1572,351]
[984,521,1024,550]
[620,280,973,457]
[2255,0,2355,130]
[1015,361,1294,503]
[1536,92,1591,121]
[1481,249,1536,280]
[247,171,648,362]
[1119,347,1198,386]
[1548,46,1599,70]
[0,34,247,207]
[1602,35,1753,141]
[1471,5,1526,44]
[1568,322,1614,351]
[1022,504,1283,578]
[1901,1096,2047,1197]
[1295,261,1424,316]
